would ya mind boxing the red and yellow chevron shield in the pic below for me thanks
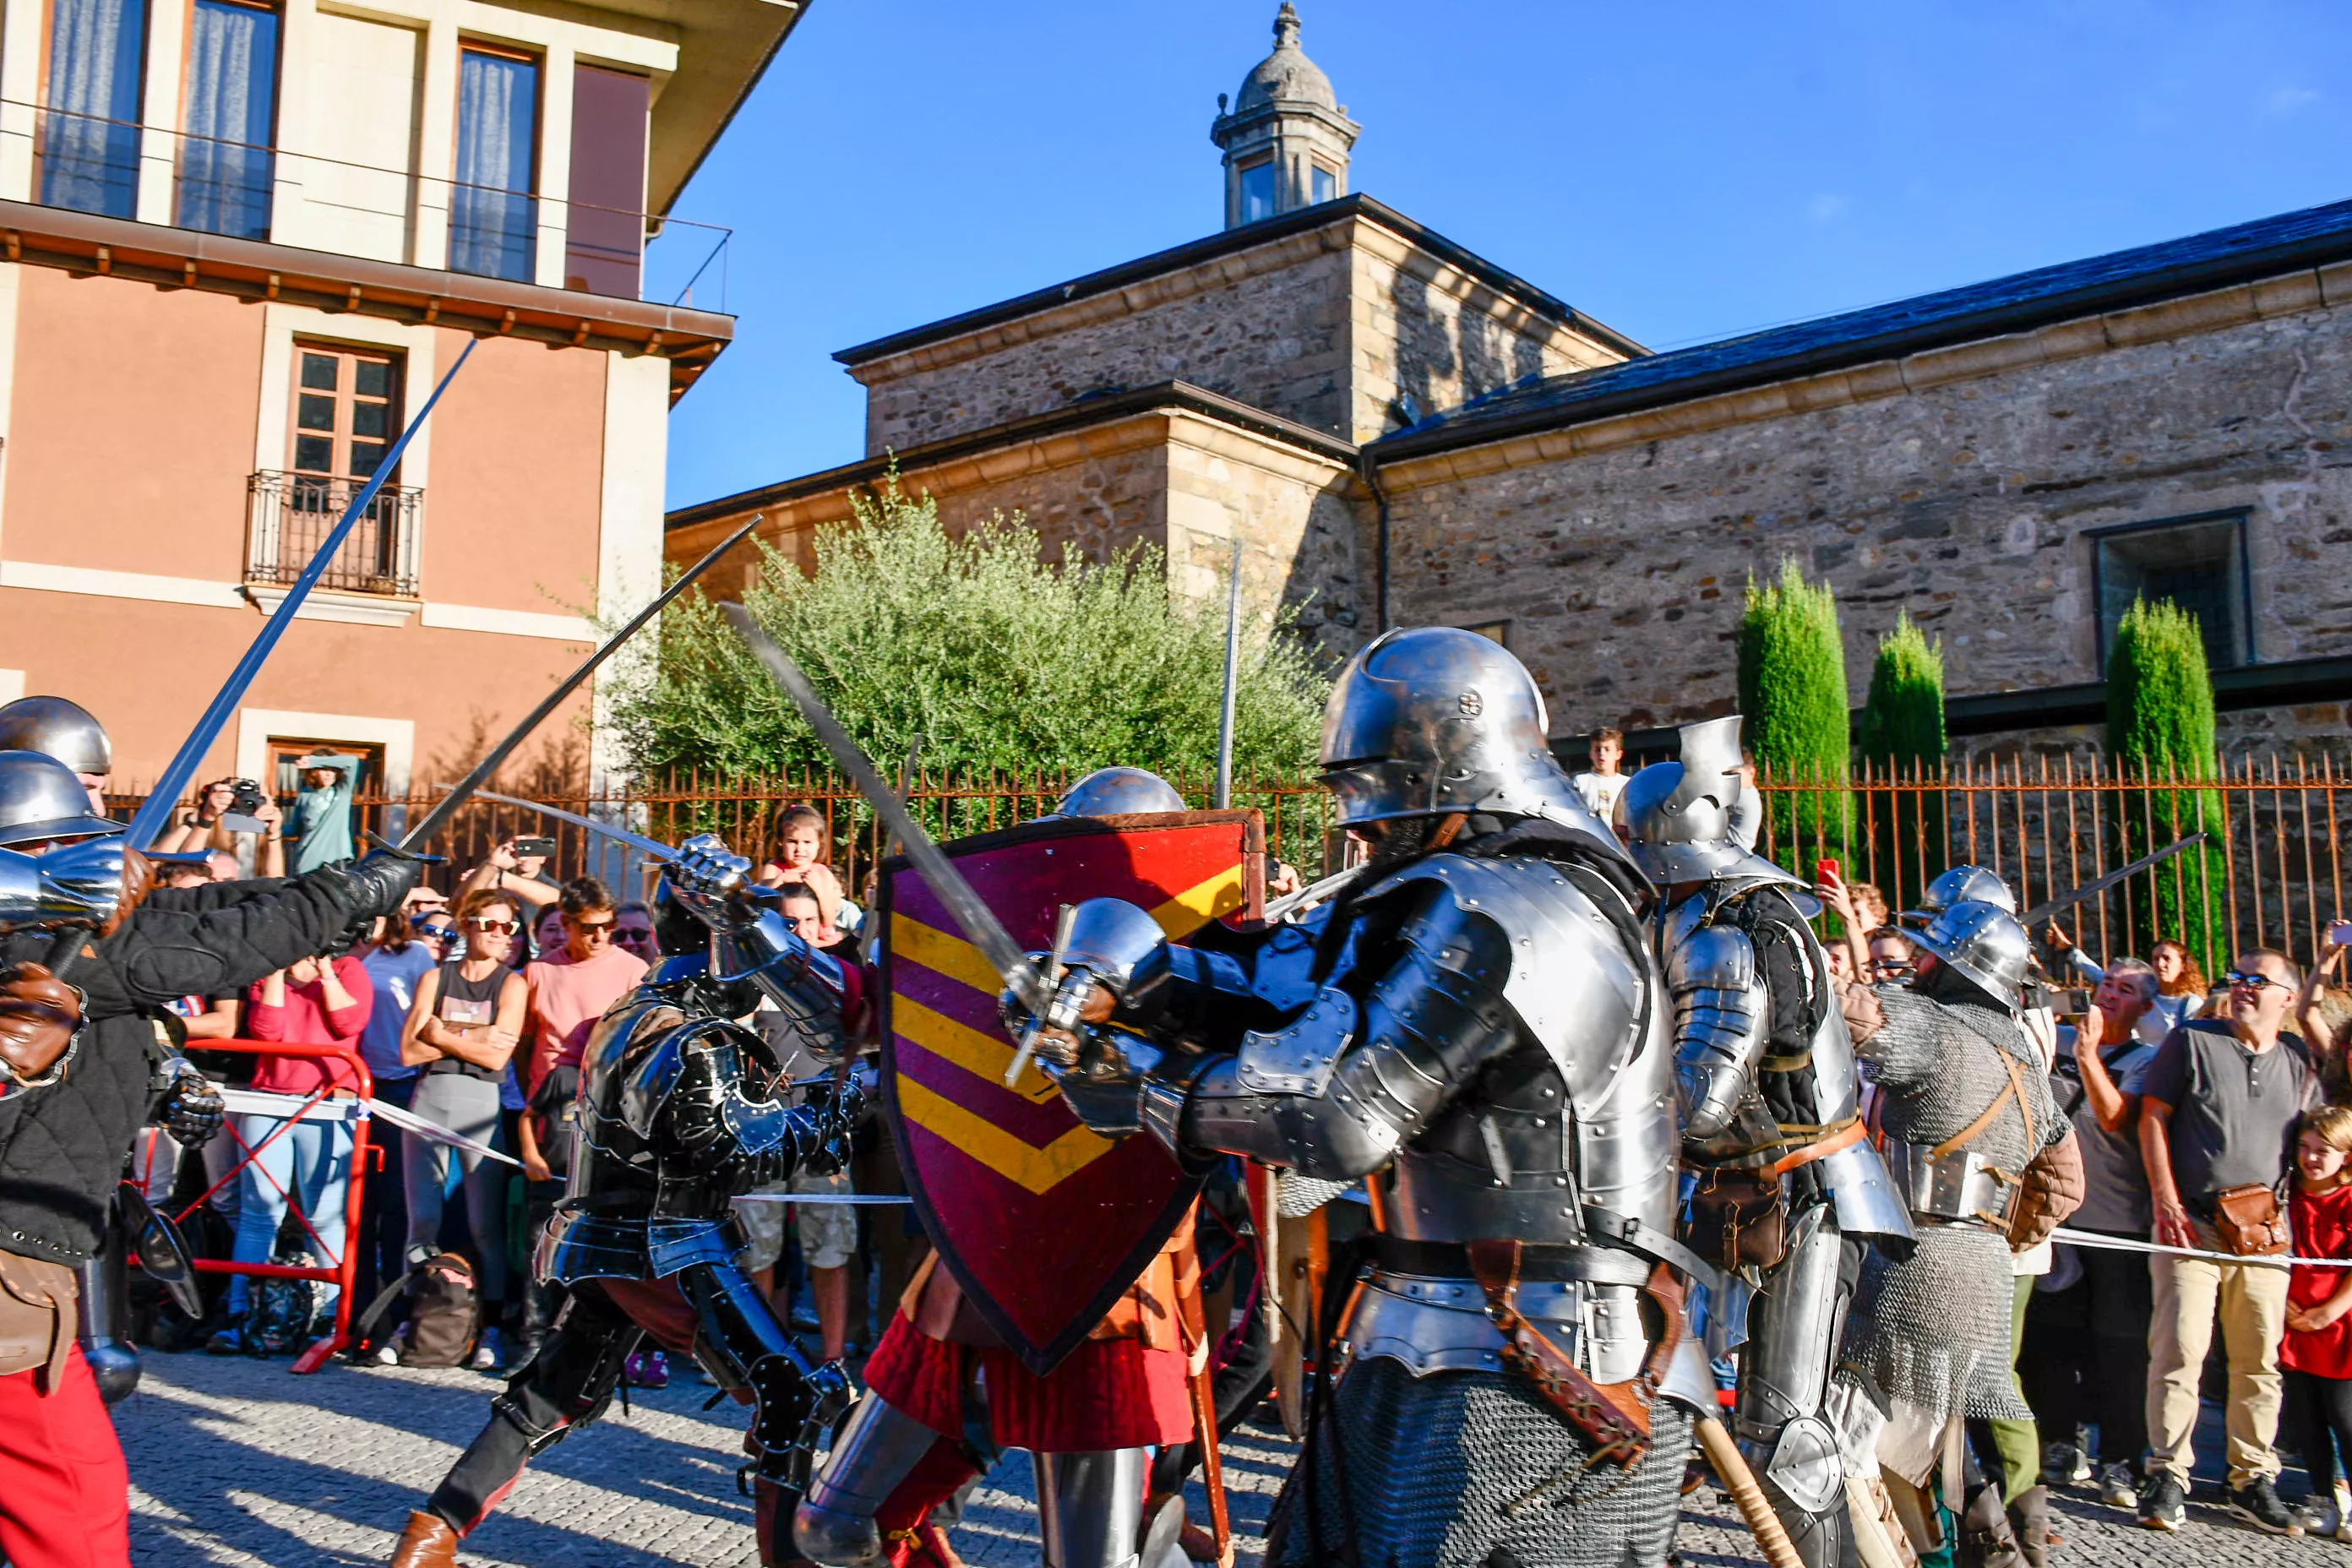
[878,809,1264,1375]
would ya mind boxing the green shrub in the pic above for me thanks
[2105,598,2225,970]
[1737,559,1851,864]
[604,476,1332,839]
[1857,612,1947,906]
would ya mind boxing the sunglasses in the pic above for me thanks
[2225,970,2292,994]
[467,917,520,935]
[571,917,616,936]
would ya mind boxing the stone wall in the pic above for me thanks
[1379,273,2352,744]
[848,210,1631,456]
[854,228,1358,454]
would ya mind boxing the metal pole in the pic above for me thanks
[1215,537,1242,810]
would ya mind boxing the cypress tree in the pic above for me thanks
[1857,612,1947,906]
[2106,599,2225,970]
[1737,559,1850,865]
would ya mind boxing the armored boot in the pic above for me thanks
[389,1511,461,1567]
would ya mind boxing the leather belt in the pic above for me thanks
[1581,1203,1727,1297]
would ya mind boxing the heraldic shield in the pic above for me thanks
[879,808,1265,1375]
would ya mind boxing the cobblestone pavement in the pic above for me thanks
[115,1350,2340,1565]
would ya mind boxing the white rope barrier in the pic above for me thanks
[2049,1224,2341,1269]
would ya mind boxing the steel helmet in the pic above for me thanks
[0,696,111,779]
[0,749,122,847]
[1908,899,2031,1010]
[1319,627,1632,869]
[1903,865,2017,927]
[1051,767,1186,819]
[1615,715,1802,888]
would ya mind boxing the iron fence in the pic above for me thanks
[117,752,2350,973]
[1756,754,2352,974]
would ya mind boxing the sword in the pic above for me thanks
[1263,864,1364,924]
[468,790,679,864]
[396,513,766,852]
[2021,832,2208,928]
[124,340,478,853]
[720,603,1048,1011]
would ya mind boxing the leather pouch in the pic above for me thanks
[2213,1183,2291,1257]
[1685,1168,1788,1272]
[0,1251,77,1391]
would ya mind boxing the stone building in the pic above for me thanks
[669,6,2352,759]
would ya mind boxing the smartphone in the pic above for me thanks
[513,836,557,859]
[2332,918,2352,948]
[1816,857,1841,883]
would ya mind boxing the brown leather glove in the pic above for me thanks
[1838,978,1886,1044]
[0,962,83,1092]
[100,847,153,938]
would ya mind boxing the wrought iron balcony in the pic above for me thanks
[245,471,423,599]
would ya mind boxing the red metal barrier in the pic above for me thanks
[160,1039,374,1375]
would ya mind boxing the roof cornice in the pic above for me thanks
[667,378,1359,531]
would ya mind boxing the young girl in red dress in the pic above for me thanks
[2284,1103,2352,1538]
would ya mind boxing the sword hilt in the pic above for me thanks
[1004,904,1077,1088]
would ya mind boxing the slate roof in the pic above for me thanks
[1372,195,2352,462]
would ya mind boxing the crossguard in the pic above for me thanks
[1004,904,1081,1086]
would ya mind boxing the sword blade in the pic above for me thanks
[125,340,479,851]
[400,512,766,852]
[2021,832,2208,928]
[1263,864,1363,924]
[720,603,1046,1009]
[467,788,679,863]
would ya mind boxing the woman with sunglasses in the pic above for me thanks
[400,889,528,1370]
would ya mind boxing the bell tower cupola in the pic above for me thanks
[1211,3,1359,230]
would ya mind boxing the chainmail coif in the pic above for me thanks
[1843,985,2064,1467]
[1265,1359,1691,1568]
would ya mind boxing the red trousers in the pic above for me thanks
[0,1346,130,1568]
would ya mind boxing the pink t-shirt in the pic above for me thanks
[245,955,374,1095]
[522,943,650,1092]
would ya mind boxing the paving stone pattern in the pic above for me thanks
[116,1351,2328,1565]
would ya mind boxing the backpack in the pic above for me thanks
[242,1244,329,1356]
[352,1251,479,1368]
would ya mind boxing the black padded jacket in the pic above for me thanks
[0,865,369,1266]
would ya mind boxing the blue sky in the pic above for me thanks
[662,0,2350,511]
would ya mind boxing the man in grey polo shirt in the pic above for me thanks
[2138,947,2317,1535]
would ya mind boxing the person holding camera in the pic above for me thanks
[289,754,362,875]
[155,778,285,877]
[461,837,559,914]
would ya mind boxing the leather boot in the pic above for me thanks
[1957,1484,2025,1568]
[2006,1485,2053,1568]
[389,1511,461,1568]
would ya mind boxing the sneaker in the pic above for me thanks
[623,1348,670,1389]
[2043,1440,2091,1486]
[2097,1461,2139,1511]
[469,1327,503,1373]
[2295,1494,2340,1538]
[2225,1476,2304,1536]
[372,1342,399,1367]
[204,1327,243,1356]
[2140,1470,2186,1532]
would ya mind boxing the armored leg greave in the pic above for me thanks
[1035,1449,1155,1568]
[1734,1203,1859,1568]
[424,1288,640,1534]
[794,1392,944,1565]
[676,1258,851,1497]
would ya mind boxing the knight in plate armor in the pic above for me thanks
[1834,897,2067,1562]
[1616,716,1911,1568]
[999,629,1712,1568]
[389,836,866,1568]
[794,765,1207,1568]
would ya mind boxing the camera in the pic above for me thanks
[512,836,557,861]
[219,777,270,835]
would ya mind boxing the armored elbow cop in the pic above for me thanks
[1668,923,1768,1141]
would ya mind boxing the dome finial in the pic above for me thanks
[1274,2,1301,48]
